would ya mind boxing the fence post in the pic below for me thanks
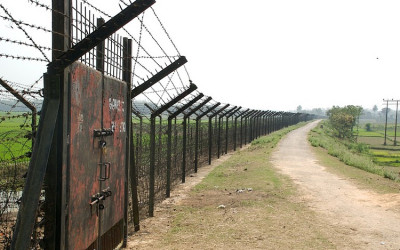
[192,102,220,166]
[166,118,172,196]
[132,109,143,185]
[217,105,230,159]
[179,97,212,174]
[169,94,204,184]
[247,110,256,143]
[12,0,72,247]
[260,111,268,137]
[166,94,204,195]
[262,111,269,136]
[208,104,229,164]
[267,112,272,134]
[149,115,156,217]
[0,79,37,148]
[225,107,241,154]
[219,106,235,157]
[235,109,249,151]
[273,112,278,132]
[12,74,61,250]
[182,118,188,181]
[242,110,256,146]
[217,106,236,158]
[255,111,260,139]
[192,98,212,172]
[148,84,197,216]
[248,111,260,142]
[272,111,278,133]
[122,37,133,244]
[265,111,272,134]
[256,111,262,138]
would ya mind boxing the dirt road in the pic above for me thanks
[271,121,400,249]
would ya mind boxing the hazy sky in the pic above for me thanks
[1,0,400,111]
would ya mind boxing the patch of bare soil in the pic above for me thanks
[271,121,400,249]
[127,150,244,249]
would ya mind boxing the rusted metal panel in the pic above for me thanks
[68,62,127,249]
[100,77,127,236]
[69,62,102,249]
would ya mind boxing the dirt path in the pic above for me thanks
[271,121,400,249]
[127,149,246,249]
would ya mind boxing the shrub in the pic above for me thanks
[365,123,372,131]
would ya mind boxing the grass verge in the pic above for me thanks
[309,120,400,184]
[132,122,352,249]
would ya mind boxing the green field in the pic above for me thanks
[0,112,33,161]
[357,125,400,168]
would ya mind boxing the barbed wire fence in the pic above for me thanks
[0,0,314,248]
[0,0,49,247]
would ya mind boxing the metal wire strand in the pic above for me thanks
[0,4,50,62]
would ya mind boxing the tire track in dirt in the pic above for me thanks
[271,121,400,249]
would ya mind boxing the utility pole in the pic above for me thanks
[383,99,400,146]
[383,99,389,146]
[395,100,399,146]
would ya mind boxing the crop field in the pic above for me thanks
[358,124,400,171]
[0,112,34,162]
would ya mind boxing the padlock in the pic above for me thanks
[99,204,105,210]
[99,140,107,154]
[99,140,107,148]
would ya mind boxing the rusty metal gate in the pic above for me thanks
[67,62,127,249]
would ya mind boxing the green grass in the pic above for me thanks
[309,121,399,181]
[0,112,33,161]
[312,146,400,194]
[357,130,384,137]
[160,121,340,249]
[194,122,307,193]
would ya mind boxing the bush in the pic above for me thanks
[326,105,362,140]
[365,123,372,131]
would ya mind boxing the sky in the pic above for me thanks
[1,0,400,112]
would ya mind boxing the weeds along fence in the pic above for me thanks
[0,0,315,249]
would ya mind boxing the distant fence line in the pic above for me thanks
[131,111,311,218]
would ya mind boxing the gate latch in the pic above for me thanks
[90,187,112,206]
[99,162,111,181]
[94,129,114,137]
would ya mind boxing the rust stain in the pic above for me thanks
[67,63,127,249]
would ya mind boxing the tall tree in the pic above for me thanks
[327,105,363,139]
